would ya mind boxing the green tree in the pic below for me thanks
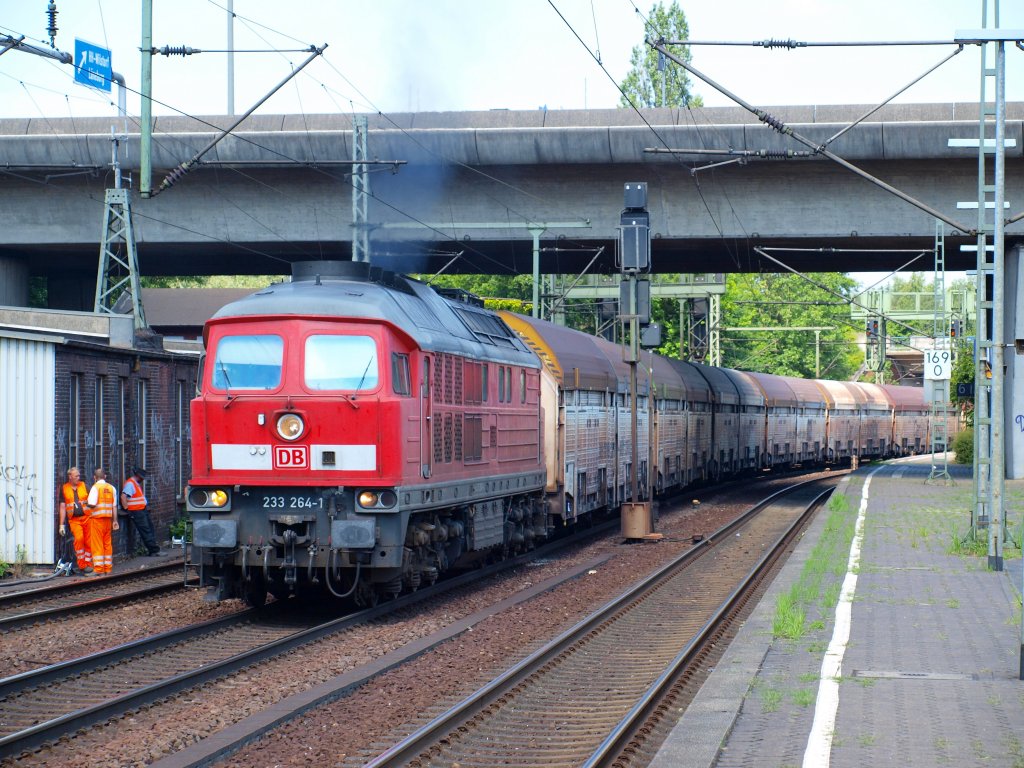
[417,273,534,302]
[721,273,861,379]
[619,1,702,108]
[141,275,284,289]
[949,337,975,426]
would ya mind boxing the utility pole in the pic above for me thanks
[227,0,235,116]
[352,115,370,263]
[140,0,153,197]
[927,220,953,485]
[95,130,146,329]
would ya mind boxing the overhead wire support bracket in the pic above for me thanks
[150,44,327,197]
[0,34,71,63]
[649,36,976,236]
[152,46,315,56]
[644,148,813,158]
[753,245,935,355]
[643,146,814,174]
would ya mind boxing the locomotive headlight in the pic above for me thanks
[357,489,397,510]
[276,413,305,441]
[187,487,231,511]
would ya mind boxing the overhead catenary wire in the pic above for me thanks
[17,84,502,273]
[649,37,975,236]
[3,23,530,276]
[203,0,597,266]
[547,0,747,272]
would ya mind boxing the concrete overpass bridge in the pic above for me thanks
[1,103,1022,309]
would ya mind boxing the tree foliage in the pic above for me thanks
[949,337,975,425]
[141,275,285,289]
[415,273,534,303]
[721,273,861,379]
[618,1,701,108]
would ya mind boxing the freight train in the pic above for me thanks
[186,261,950,606]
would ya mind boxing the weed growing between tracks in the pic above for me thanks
[772,492,856,640]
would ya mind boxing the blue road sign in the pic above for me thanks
[74,39,111,92]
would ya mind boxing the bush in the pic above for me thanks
[952,427,973,464]
[169,515,191,543]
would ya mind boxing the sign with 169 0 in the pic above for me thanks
[924,349,952,381]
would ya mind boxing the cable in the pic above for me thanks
[548,0,745,272]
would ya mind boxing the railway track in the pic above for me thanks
[361,477,838,768]
[0,517,619,762]
[0,563,190,631]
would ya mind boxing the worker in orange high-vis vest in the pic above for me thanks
[121,467,161,556]
[85,467,119,574]
[58,467,93,574]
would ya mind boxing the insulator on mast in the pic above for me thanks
[46,1,58,48]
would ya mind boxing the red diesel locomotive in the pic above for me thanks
[186,261,945,606]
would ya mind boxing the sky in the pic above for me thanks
[2,0,1023,285]
[3,1,1023,119]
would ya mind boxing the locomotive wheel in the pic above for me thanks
[243,573,268,608]
[268,580,292,602]
[353,581,380,608]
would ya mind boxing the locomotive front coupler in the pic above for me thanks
[282,528,298,586]
[268,513,315,547]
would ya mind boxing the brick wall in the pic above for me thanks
[53,344,198,560]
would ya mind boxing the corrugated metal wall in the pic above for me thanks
[1,335,56,564]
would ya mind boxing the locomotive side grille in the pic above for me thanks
[454,414,463,460]
[433,414,444,463]
[454,359,463,405]
[444,354,454,404]
[444,412,454,463]
[434,353,444,403]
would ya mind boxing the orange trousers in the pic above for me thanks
[68,515,93,570]
[88,516,114,574]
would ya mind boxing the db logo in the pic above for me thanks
[274,445,308,469]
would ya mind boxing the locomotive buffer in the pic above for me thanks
[619,182,661,541]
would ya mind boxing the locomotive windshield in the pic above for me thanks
[211,335,283,390]
[305,335,379,391]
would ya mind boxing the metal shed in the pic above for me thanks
[1,331,57,565]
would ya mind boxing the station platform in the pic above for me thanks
[652,456,1024,768]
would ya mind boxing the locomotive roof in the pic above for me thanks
[208,264,539,367]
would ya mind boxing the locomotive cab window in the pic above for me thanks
[305,335,379,391]
[392,353,411,396]
[212,335,283,390]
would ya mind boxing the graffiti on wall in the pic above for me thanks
[1,456,43,533]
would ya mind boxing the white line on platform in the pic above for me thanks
[802,465,884,768]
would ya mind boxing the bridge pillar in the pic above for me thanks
[0,256,29,307]
[47,272,98,312]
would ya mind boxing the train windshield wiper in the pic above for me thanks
[219,360,236,407]
[354,356,374,392]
